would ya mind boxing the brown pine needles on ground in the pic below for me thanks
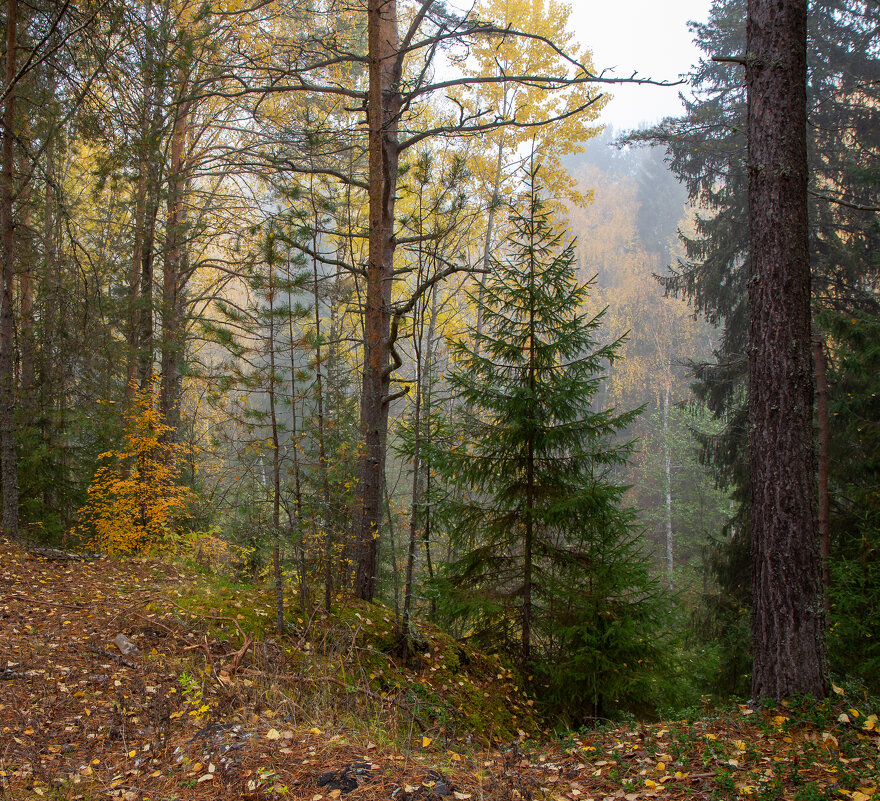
[0,539,877,801]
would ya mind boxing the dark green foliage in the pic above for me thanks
[435,166,666,721]
[634,0,880,695]
[822,310,880,691]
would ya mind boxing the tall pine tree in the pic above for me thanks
[436,166,665,720]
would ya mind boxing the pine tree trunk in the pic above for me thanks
[308,196,333,614]
[18,175,34,405]
[0,0,20,538]
[267,265,284,636]
[42,100,59,519]
[354,0,401,602]
[286,262,308,612]
[423,287,438,617]
[474,135,505,360]
[127,164,146,398]
[137,0,160,395]
[400,304,424,655]
[160,69,191,438]
[746,0,827,700]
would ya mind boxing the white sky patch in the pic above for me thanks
[439,0,715,132]
[567,0,713,132]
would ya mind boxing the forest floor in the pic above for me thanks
[0,540,878,801]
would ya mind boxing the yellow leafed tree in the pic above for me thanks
[458,0,608,209]
[77,388,195,554]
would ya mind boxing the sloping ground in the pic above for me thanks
[0,539,878,801]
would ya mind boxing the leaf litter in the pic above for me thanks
[1,538,878,800]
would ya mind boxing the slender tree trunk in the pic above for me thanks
[286,267,308,612]
[42,97,59,518]
[474,135,505,360]
[0,0,20,538]
[127,168,146,397]
[354,0,401,602]
[400,313,423,654]
[747,0,827,700]
[18,178,34,404]
[137,0,161,395]
[812,334,831,616]
[160,69,191,437]
[422,287,438,617]
[308,188,334,614]
[522,198,537,667]
[386,489,401,624]
[267,265,284,636]
[138,178,159,392]
[662,384,674,590]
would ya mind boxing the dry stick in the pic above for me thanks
[85,644,138,669]
[132,611,185,640]
[30,547,87,561]
[295,604,321,647]
[222,634,253,674]
[183,636,214,665]
[163,598,248,643]
[0,593,85,610]
[157,599,258,688]
[160,602,253,676]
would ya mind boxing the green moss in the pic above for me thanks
[154,571,540,745]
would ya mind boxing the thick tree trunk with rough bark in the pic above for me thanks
[354,0,401,602]
[0,0,19,538]
[746,0,827,700]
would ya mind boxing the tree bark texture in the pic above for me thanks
[267,265,285,636]
[0,0,20,538]
[746,0,827,700]
[18,168,34,405]
[354,0,401,602]
[160,71,191,437]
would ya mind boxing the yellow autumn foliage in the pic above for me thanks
[77,388,195,554]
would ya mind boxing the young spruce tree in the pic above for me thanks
[437,167,665,720]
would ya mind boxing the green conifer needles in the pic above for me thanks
[436,167,667,721]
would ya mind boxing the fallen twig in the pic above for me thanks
[222,633,253,674]
[86,644,139,669]
[133,611,186,640]
[0,668,26,680]
[30,547,90,562]
[163,598,249,643]
[0,592,86,610]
